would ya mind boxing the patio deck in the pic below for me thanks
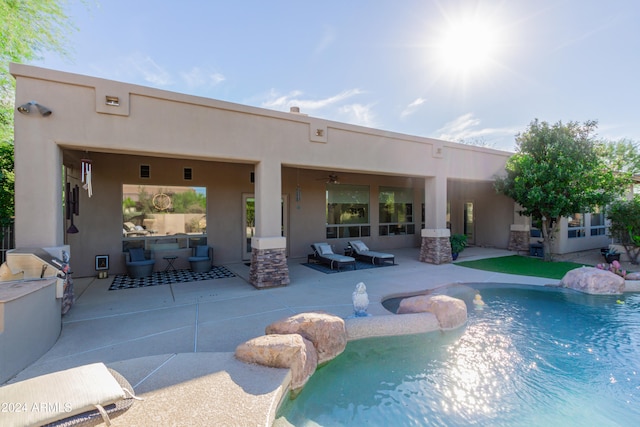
[6,247,567,426]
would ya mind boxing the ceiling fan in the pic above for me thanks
[317,173,340,184]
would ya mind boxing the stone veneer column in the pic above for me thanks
[249,237,290,289]
[508,224,530,252]
[419,229,452,265]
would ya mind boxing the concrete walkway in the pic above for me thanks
[9,247,566,426]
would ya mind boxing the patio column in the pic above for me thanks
[249,160,290,288]
[14,131,64,248]
[508,203,531,253]
[420,174,452,264]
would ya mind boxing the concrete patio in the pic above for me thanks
[6,247,585,426]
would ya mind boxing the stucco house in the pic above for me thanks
[8,63,611,287]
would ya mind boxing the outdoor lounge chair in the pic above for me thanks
[188,245,213,273]
[0,362,140,427]
[123,222,149,237]
[348,240,395,265]
[126,247,155,278]
[309,243,356,271]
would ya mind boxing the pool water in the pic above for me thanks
[274,285,640,426]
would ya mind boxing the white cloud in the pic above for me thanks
[400,97,426,119]
[436,113,518,149]
[126,53,173,86]
[258,88,376,128]
[260,88,364,113]
[437,113,481,140]
[85,52,173,87]
[180,67,226,89]
[338,103,377,128]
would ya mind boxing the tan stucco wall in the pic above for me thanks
[447,180,513,248]
[11,63,517,277]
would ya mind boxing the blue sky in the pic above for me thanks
[32,0,640,152]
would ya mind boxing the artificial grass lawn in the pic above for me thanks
[455,255,590,280]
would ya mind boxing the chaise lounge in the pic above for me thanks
[348,240,395,265]
[0,362,139,426]
[123,221,149,237]
[309,243,356,271]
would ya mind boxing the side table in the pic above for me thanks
[163,255,178,271]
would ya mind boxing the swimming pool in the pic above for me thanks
[274,285,640,426]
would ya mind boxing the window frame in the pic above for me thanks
[378,186,415,237]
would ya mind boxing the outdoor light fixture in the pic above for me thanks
[17,101,52,117]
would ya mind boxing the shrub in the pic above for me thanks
[607,196,640,264]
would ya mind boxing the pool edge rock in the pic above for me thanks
[561,267,625,295]
[234,333,317,392]
[396,294,468,330]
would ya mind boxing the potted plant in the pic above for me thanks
[450,234,468,260]
[603,247,621,264]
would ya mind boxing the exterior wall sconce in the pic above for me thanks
[17,101,52,117]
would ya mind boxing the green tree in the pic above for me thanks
[0,0,76,221]
[172,189,206,213]
[495,119,631,261]
[597,138,640,175]
[607,196,640,265]
[1,0,73,94]
[0,140,13,223]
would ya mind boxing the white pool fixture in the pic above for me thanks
[352,282,370,317]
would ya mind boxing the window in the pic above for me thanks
[122,184,207,250]
[379,186,414,236]
[326,184,370,239]
[567,213,585,238]
[590,207,606,236]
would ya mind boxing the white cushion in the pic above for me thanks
[0,363,125,427]
[351,241,369,252]
[315,243,333,255]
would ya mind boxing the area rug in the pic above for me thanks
[109,266,236,290]
[302,260,396,274]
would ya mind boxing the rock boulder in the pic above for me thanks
[235,333,317,391]
[560,267,625,295]
[625,272,640,280]
[265,311,347,364]
[397,294,467,330]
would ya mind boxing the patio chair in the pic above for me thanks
[0,362,140,427]
[125,247,155,278]
[348,240,395,265]
[309,243,356,271]
[189,245,213,273]
[123,222,149,237]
